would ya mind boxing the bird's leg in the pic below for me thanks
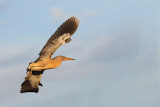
[25,62,45,80]
[25,62,34,80]
[25,69,32,80]
[27,62,35,71]
[27,62,45,71]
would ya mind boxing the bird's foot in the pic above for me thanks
[39,82,43,87]
[25,69,32,80]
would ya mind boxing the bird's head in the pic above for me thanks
[53,56,75,61]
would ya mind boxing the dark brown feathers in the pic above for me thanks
[49,16,79,40]
[20,80,39,93]
[20,71,44,93]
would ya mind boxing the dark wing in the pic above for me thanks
[20,71,44,93]
[37,16,79,61]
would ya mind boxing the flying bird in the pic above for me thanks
[20,16,79,93]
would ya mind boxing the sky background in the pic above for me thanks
[0,0,160,107]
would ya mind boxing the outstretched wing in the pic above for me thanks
[37,16,79,61]
[20,71,44,93]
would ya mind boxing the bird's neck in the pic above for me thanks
[49,59,63,68]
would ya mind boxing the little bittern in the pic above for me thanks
[20,17,79,93]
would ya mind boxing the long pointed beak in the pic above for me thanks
[64,57,75,60]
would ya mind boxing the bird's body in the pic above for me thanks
[20,16,79,93]
[27,56,75,71]
[28,58,62,71]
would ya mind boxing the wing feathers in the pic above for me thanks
[37,16,79,61]
[20,72,43,93]
[20,80,39,93]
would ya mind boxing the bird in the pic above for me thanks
[20,16,79,93]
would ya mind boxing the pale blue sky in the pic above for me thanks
[0,0,160,107]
